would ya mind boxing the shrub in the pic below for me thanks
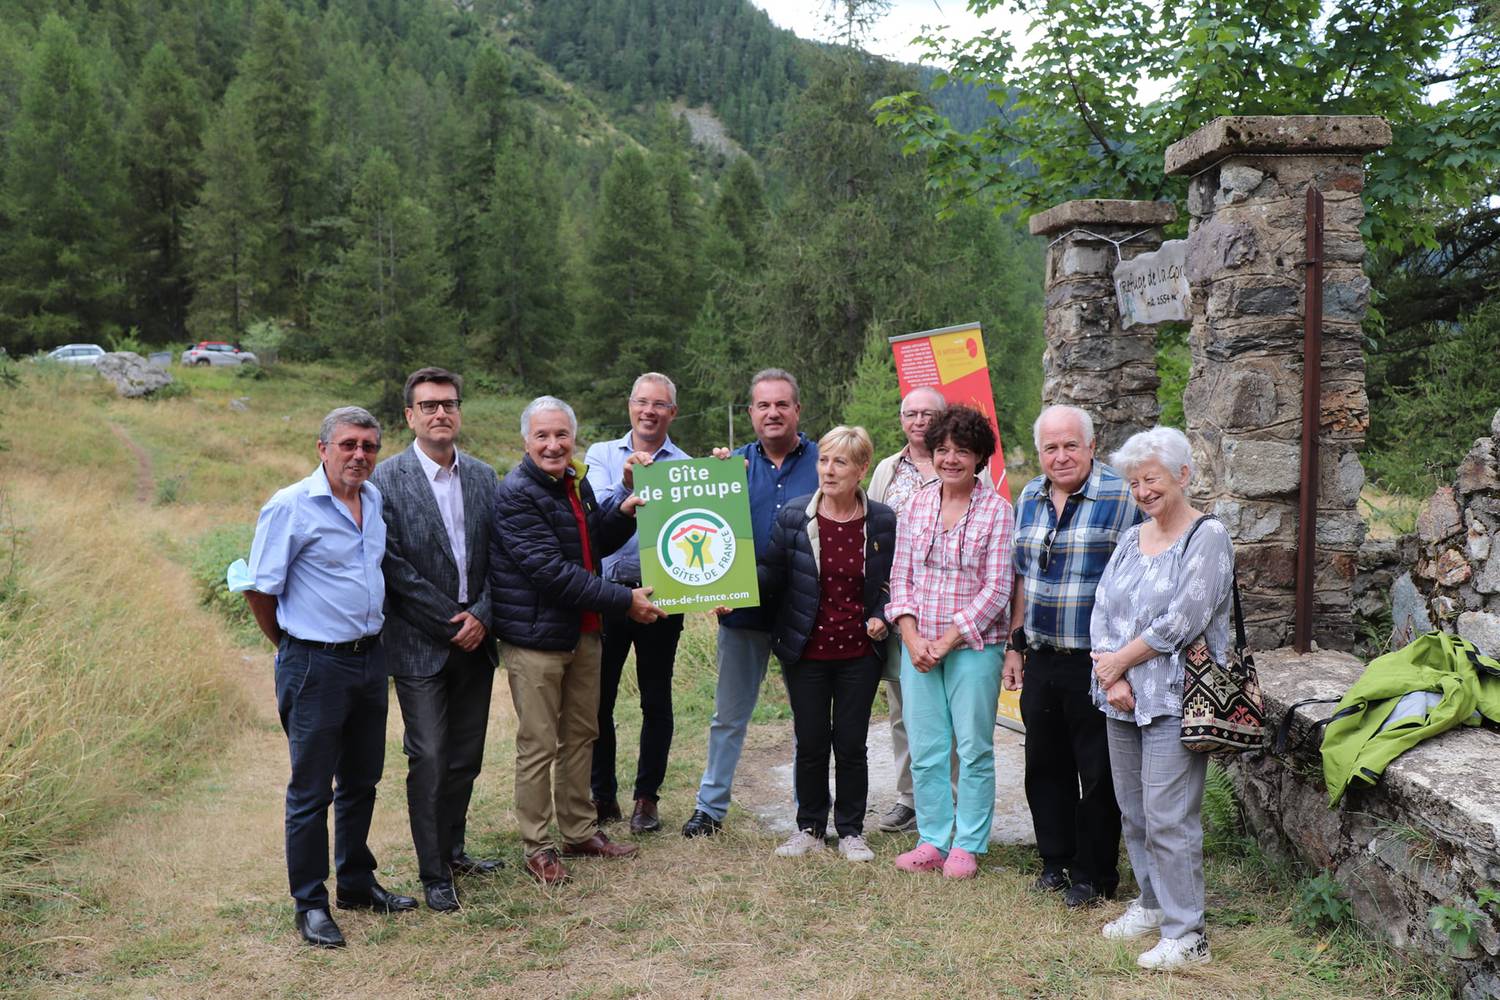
[190,524,256,633]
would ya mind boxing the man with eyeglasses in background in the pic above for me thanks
[245,406,417,948]
[371,368,503,915]
[583,373,692,835]
[1005,404,1142,909]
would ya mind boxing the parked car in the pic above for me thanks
[180,341,258,366]
[46,344,107,366]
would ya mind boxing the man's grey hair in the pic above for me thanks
[750,367,799,404]
[319,405,381,445]
[1032,404,1095,453]
[632,372,678,405]
[521,395,577,438]
[900,387,947,414]
[1110,426,1195,478]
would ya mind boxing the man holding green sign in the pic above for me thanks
[679,369,819,839]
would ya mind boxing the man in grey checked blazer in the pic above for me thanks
[372,367,503,912]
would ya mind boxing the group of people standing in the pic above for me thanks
[243,363,1236,973]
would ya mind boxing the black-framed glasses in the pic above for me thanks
[415,399,461,415]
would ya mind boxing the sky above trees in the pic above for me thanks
[749,0,1022,63]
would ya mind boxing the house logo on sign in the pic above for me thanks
[657,509,737,585]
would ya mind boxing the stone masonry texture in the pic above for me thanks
[1028,199,1176,456]
[1166,116,1391,651]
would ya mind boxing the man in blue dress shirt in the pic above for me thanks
[245,406,417,949]
[584,372,693,834]
[681,369,819,838]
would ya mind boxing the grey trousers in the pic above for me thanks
[1105,716,1208,939]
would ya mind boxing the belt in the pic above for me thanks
[286,633,381,654]
[1030,642,1088,656]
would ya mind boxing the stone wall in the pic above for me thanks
[1165,117,1392,652]
[1237,649,1500,999]
[1027,199,1174,456]
[1408,409,1500,657]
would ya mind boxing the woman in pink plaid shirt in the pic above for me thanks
[885,406,1015,880]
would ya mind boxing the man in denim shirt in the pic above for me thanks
[681,369,819,838]
[584,373,692,834]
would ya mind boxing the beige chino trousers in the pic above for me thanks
[503,633,602,856]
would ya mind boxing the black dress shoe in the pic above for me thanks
[680,809,723,838]
[335,881,418,913]
[595,798,624,825]
[1063,880,1113,908]
[1032,868,1070,894]
[450,853,505,876]
[425,881,461,912]
[295,907,346,948]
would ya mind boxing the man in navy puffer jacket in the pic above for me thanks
[489,396,664,885]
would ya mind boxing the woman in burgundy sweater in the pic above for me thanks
[756,426,898,862]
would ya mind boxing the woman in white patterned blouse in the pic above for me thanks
[1088,426,1234,972]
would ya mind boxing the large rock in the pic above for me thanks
[96,351,174,398]
[1390,572,1433,645]
[1417,487,1465,544]
[1458,611,1500,658]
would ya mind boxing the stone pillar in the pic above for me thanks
[1028,199,1176,457]
[1165,116,1392,652]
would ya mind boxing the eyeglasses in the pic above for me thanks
[922,493,975,570]
[414,399,461,415]
[630,398,675,412]
[1038,524,1059,572]
[901,409,940,421]
[331,439,381,454]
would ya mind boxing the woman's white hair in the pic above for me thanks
[1110,426,1195,478]
[521,395,577,437]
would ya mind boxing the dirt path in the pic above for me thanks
[107,423,153,504]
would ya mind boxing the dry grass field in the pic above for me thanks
[0,362,1451,998]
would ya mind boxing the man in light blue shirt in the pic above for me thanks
[245,406,416,949]
[583,372,692,834]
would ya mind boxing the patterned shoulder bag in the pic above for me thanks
[1177,516,1266,754]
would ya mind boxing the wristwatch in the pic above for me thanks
[1009,626,1027,652]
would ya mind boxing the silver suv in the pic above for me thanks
[181,341,259,366]
[46,343,106,366]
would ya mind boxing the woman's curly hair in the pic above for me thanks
[923,405,996,472]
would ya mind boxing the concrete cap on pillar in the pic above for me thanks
[1164,115,1392,176]
[1027,199,1177,237]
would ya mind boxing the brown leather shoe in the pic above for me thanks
[524,849,569,885]
[561,831,638,859]
[629,797,661,834]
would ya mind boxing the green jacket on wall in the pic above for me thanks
[1321,631,1500,805]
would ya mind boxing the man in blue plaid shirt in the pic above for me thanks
[1003,405,1143,909]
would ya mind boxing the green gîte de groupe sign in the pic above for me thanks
[632,457,760,612]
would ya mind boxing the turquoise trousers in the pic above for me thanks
[900,642,1002,854]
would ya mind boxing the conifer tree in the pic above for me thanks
[187,84,273,339]
[0,14,127,353]
[316,149,456,422]
[125,42,203,343]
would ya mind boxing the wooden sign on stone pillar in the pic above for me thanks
[1164,115,1392,653]
[1028,199,1177,457]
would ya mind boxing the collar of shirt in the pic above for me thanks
[308,461,380,510]
[411,440,462,482]
[1042,461,1103,504]
[612,429,690,463]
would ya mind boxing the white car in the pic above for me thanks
[180,341,259,366]
[46,343,106,366]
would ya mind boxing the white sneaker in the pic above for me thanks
[1102,898,1165,940]
[774,830,826,857]
[1136,932,1211,970]
[837,835,875,862]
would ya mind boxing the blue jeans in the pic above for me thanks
[275,638,389,912]
[901,642,1002,854]
[693,625,773,821]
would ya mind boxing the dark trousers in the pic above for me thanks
[394,648,495,886]
[1019,647,1121,890]
[783,653,882,839]
[274,638,388,913]
[591,611,684,803]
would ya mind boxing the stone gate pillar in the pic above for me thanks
[1028,199,1176,457]
[1164,116,1392,651]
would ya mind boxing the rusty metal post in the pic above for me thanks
[1294,187,1325,654]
